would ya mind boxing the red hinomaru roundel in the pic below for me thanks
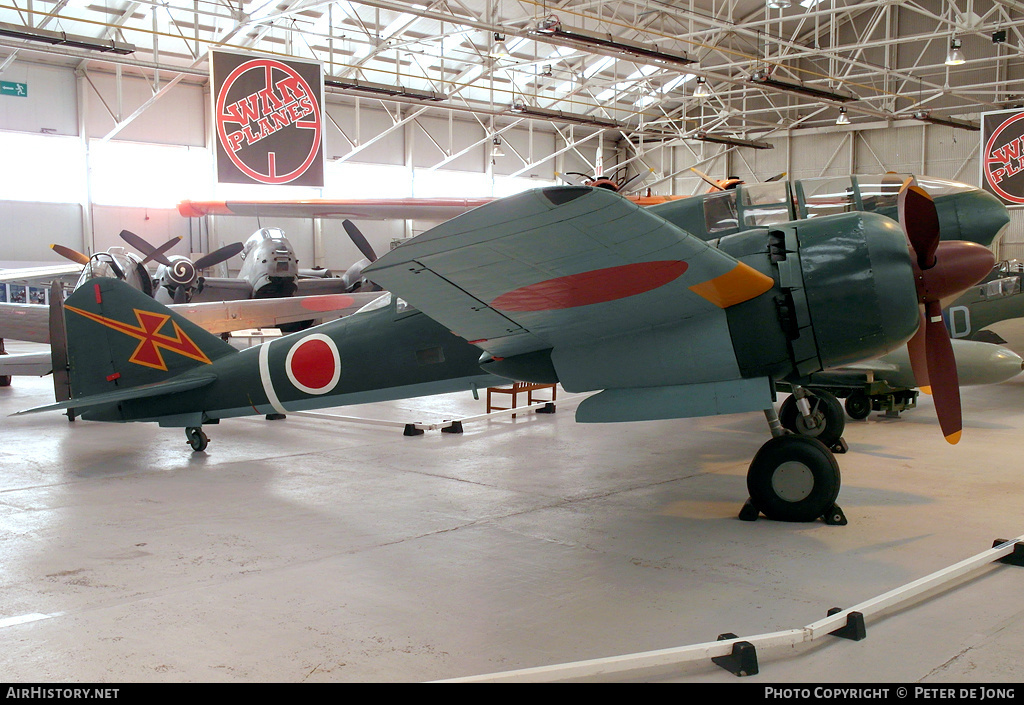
[284,334,341,394]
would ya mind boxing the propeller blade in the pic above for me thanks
[689,167,723,190]
[194,242,244,270]
[50,244,91,265]
[766,172,787,182]
[342,220,378,262]
[907,311,930,391]
[922,300,962,444]
[173,285,188,304]
[119,230,179,266]
[897,178,940,269]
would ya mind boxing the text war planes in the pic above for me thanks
[15,177,1002,526]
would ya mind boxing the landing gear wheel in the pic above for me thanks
[0,375,10,387]
[185,426,209,452]
[779,390,845,448]
[747,435,841,523]
[844,391,871,420]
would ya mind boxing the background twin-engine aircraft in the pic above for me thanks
[13,176,1007,525]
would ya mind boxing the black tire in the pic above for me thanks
[0,375,10,387]
[186,427,209,452]
[778,390,845,447]
[747,435,841,522]
[844,391,871,420]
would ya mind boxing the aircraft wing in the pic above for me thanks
[177,194,690,222]
[0,302,49,343]
[179,198,495,222]
[0,293,378,344]
[167,292,381,335]
[363,186,773,361]
[0,263,82,285]
[0,350,53,376]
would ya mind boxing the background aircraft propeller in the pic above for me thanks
[342,219,378,263]
[339,219,382,292]
[898,177,995,444]
[49,244,91,266]
[118,230,180,266]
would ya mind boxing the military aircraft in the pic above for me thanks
[15,178,997,527]
[944,260,1024,352]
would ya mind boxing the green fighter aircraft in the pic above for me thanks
[16,178,998,525]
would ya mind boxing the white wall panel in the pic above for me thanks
[411,113,484,172]
[0,200,82,259]
[83,73,205,147]
[91,206,192,256]
[0,61,77,136]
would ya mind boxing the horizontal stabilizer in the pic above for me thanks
[576,377,773,423]
[14,373,217,416]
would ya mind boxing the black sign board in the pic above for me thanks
[211,50,325,187]
[982,108,1024,207]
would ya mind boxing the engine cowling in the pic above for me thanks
[722,211,921,383]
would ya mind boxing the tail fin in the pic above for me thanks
[64,277,236,399]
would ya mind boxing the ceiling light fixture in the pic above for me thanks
[490,32,511,58]
[766,0,792,8]
[510,101,624,129]
[491,136,505,158]
[836,107,850,125]
[749,68,856,103]
[693,131,773,150]
[0,21,135,54]
[945,37,965,66]
[912,110,979,131]
[530,19,695,68]
[324,76,445,101]
[693,76,712,99]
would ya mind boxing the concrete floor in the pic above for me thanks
[1,340,1022,683]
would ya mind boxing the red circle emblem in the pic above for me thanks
[285,334,340,394]
[215,58,322,185]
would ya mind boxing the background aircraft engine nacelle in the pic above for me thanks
[723,211,920,382]
[775,212,921,377]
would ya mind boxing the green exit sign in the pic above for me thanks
[0,81,27,97]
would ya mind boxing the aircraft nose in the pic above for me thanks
[935,189,1010,248]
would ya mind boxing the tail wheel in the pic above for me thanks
[747,435,841,522]
[778,390,845,447]
[185,427,209,452]
[844,391,872,420]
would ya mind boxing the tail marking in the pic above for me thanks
[65,305,213,371]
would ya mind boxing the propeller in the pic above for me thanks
[342,219,378,262]
[194,242,245,270]
[50,244,91,266]
[898,177,996,444]
[118,231,181,266]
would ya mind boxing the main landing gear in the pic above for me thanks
[740,387,848,525]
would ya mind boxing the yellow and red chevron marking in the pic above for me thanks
[65,305,212,371]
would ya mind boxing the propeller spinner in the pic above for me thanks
[898,177,995,444]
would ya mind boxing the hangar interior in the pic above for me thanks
[1,0,1024,683]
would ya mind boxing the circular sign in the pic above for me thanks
[284,334,341,395]
[215,58,322,185]
[984,112,1024,205]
